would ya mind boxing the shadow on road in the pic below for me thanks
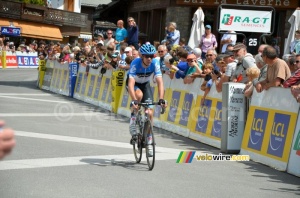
[80,157,150,171]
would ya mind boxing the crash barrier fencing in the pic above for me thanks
[0,51,39,68]
[38,62,300,177]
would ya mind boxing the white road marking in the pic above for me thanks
[0,131,189,170]
[14,131,183,154]
[0,113,98,117]
[0,95,69,103]
[0,153,179,170]
[0,93,51,96]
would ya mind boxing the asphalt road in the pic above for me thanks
[0,69,299,198]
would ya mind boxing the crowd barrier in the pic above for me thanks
[38,62,300,177]
[240,88,300,171]
[0,51,38,68]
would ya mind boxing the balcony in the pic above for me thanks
[0,0,88,28]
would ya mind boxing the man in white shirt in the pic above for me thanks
[220,30,237,53]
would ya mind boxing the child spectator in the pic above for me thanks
[200,62,215,106]
[244,67,261,98]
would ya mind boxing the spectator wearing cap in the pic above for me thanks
[97,33,104,46]
[184,54,203,84]
[165,22,180,46]
[126,17,139,50]
[231,43,256,83]
[256,46,291,92]
[115,20,127,50]
[215,50,237,92]
[220,30,237,53]
[124,46,132,57]
[290,30,300,55]
[18,43,27,53]
[155,45,170,72]
[199,25,217,60]
[104,29,115,49]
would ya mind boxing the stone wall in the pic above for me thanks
[166,6,192,42]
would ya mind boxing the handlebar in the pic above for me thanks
[138,101,166,114]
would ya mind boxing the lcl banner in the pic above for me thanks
[219,9,272,33]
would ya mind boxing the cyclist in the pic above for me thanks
[127,43,167,156]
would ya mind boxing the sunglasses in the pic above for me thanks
[206,54,213,57]
[128,20,133,22]
[107,33,112,34]
[187,59,194,63]
[158,51,164,53]
[143,55,154,59]
[296,60,300,63]
[125,51,130,53]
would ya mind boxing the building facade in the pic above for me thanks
[126,0,300,56]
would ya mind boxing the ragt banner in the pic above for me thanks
[219,9,272,33]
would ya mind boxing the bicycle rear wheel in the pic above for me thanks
[133,133,142,163]
[144,120,155,170]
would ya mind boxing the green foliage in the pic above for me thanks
[18,0,46,6]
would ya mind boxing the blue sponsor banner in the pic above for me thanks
[211,101,222,138]
[1,27,21,36]
[248,109,268,151]
[87,75,95,97]
[167,91,180,122]
[267,113,290,158]
[80,74,88,95]
[101,78,110,101]
[68,63,78,97]
[121,89,129,108]
[93,76,102,99]
[17,56,38,67]
[195,99,212,133]
[179,93,193,126]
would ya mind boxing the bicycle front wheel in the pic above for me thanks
[144,120,155,171]
[133,133,142,163]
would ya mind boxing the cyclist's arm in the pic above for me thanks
[156,76,164,99]
[128,77,137,101]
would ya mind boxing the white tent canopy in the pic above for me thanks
[188,7,205,50]
[284,8,300,55]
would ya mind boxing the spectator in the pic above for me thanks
[115,20,127,50]
[126,17,139,50]
[243,67,261,98]
[104,29,115,48]
[205,49,219,71]
[215,50,237,92]
[252,53,267,88]
[200,62,215,106]
[283,54,300,88]
[290,30,300,55]
[192,48,203,69]
[97,33,104,46]
[220,30,237,53]
[124,46,133,57]
[163,55,176,79]
[156,45,170,72]
[231,43,256,83]
[256,46,291,92]
[0,121,15,160]
[291,84,300,103]
[199,25,217,60]
[132,49,140,59]
[179,38,192,52]
[165,22,180,46]
[283,55,297,75]
[271,39,280,56]
[184,54,203,84]
[226,44,234,51]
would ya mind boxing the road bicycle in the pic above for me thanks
[132,100,166,171]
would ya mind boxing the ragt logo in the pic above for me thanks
[222,14,270,25]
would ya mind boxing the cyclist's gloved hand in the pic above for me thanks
[158,99,166,105]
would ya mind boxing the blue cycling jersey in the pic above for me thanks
[128,57,162,84]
